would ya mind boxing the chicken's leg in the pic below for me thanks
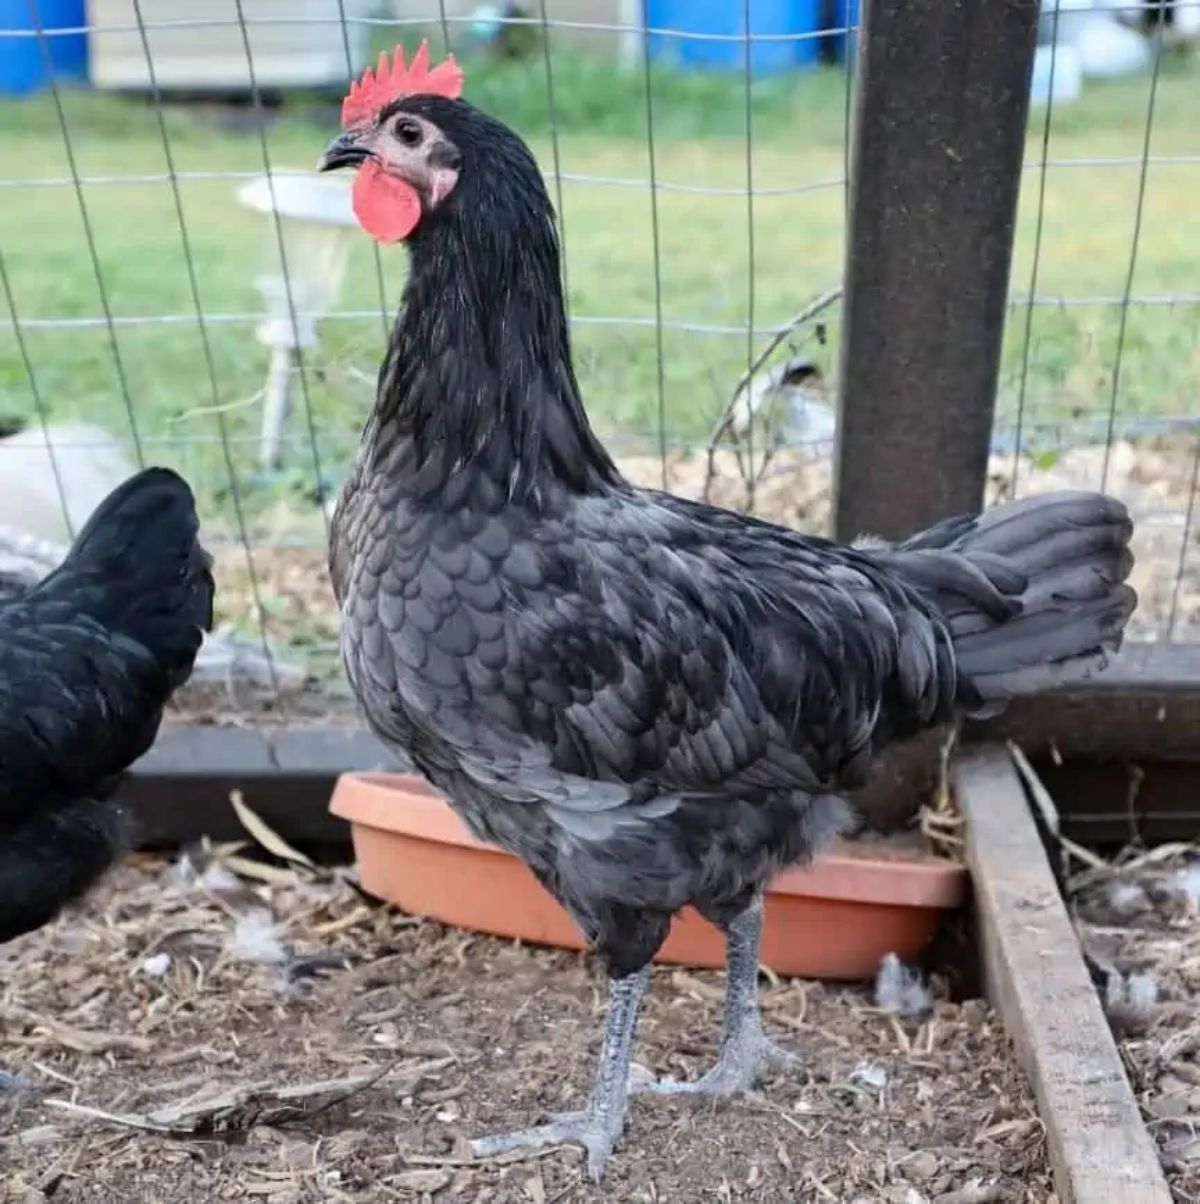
[640,894,799,1096]
[470,964,650,1180]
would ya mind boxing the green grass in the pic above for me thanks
[0,52,1197,538]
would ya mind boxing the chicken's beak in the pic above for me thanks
[318,131,370,173]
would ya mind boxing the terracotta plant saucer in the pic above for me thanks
[330,772,967,981]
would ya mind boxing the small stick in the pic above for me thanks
[404,1146,574,1168]
[701,286,842,505]
[1008,741,1109,873]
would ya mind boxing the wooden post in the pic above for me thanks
[834,0,1040,542]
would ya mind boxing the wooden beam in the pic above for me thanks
[122,773,352,849]
[834,0,1040,541]
[119,725,405,850]
[116,734,1200,852]
[967,641,1200,760]
[954,745,1169,1204]
[1030,756,1200,846]
[136,724,403,776]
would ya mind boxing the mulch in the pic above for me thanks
[2,844,1050,1203]
[1070,842,1200,1201]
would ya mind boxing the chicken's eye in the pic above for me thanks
[394,118,423,147]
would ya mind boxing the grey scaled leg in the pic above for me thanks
[640,894,800,1096]
[471,964,650,1181]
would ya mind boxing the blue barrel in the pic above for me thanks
[831,0,860,62]
[0,0,87,95]
[646,0,821,75]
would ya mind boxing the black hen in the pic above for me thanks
[320,81,1136,1177]
[0,467,213,945]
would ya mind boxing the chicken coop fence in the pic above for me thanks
[1,1,1198,727]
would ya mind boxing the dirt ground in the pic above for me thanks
[1071,845,1200,1201]
[2,851,1050,1203]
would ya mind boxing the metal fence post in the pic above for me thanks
[833,0,1041,543]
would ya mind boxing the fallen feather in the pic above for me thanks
[875,952,934,1020]
[1176,860,1200,910]
[850,1060,888,1090]
[1105,970,1159,1034]
[225,909,288,966]
[141,952,172,977]
[1107,881,1150,918]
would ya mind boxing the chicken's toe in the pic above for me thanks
[471,1108,624,1180]
[639,1033,802,1098]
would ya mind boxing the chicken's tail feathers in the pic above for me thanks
[51,466,214,685]
[0,798,127,945]
[886,491,1136,712]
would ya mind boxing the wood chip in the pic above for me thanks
[230,790,318,870]
[2,1008,152,1056]
[45,1068,390,1136]
[389,1168,455,1193]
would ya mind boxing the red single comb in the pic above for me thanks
[341,40,464,129]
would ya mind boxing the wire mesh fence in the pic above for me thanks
[993,4,1200,648]
[0,1,1197,724]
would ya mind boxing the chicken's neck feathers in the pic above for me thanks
[369,175,624,509]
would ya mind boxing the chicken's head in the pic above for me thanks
[318,41,465,243]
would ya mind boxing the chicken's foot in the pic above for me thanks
[470,964,650,1180]
[638,894,800,1096]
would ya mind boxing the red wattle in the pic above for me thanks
[352,162,422,243]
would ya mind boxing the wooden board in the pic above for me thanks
[1029,755,1200,846]
[954,745,1170,1204]
[966,641,1200,762]
[118,725,405,850]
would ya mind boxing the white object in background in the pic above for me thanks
[87,0,373,92]
[1039,0,1152,80]
[730,358,837,455]
[468,3,505,40]
[1038,0,1102,54]
[0,422,136,544]
[1030,42,1084,105]
[1074,12,1152,77]
[236,171,359,471]
[1166,0,1200,44]
[617,0,645,68]
[1109,0,1200,46]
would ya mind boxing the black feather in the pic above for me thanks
[0,467,214,943]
